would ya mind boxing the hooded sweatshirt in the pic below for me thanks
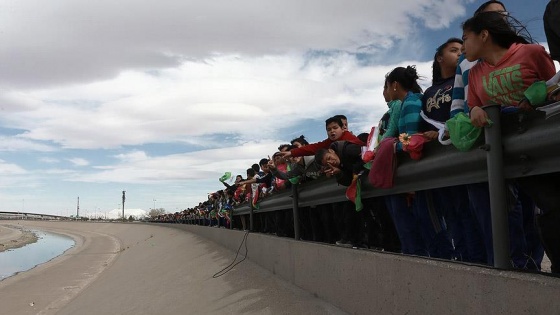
[421,76,454,131]
[468,43,556,109]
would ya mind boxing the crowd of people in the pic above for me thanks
[151,1,560,274]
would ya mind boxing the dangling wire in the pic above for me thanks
[212,230,249,278]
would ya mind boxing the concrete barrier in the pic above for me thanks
[160,223,560,315]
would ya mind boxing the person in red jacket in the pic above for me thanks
[280,116,365,159]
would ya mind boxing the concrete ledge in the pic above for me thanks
[160,223,560,315]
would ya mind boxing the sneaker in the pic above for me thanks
[335,239,353,248]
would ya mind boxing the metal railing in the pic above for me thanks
[232,105,560,269]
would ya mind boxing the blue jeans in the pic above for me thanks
[432,185,486,263]
[385,194,428,256]
[414,189,455,259]
[467,182,530,268]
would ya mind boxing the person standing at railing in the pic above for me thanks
[270,151,289,191]
[415,37,483,261]
[462,11,558,273]
[450,1,508,117]
[378,79,403,143]
[465,18,555,124]
[378,65,429,256]
[221,174,243,196]
[290,135,309,148]
[235,168,256,230]
[266,150,290,237]
[238,158,276,233]
[279,117,365,243]
[274,143,331,241]
[315,140,366,247]
[279,116,365,159]
[448,0,545,270]
[362,80,404,252]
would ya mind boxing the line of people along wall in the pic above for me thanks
[151,1,560,274]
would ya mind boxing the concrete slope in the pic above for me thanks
[0,221,345,315]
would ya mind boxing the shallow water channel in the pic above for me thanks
[0,230,75,280]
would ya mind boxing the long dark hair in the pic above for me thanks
[290,135,309,146]
[462,11,534,49]
[474,0,506,15]
[432,38,463,83]
[386,66,423,93]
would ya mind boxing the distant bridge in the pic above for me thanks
[0,211,70,220]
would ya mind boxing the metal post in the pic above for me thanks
[483,105,511,269]
[292,183,301,240]
[249,192,254,232]
[122,191,126,222]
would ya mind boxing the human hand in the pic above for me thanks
[423,131,438,140]
[324,163,341,177]
[549,88,560,102]
[267,159,276,169]
[279,151,292,158]
[518,99,534,112]
[470,107,490,128]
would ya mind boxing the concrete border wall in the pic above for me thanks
[159,223,560,315]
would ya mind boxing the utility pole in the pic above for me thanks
[122,191,126,222]
[77,196,80,219]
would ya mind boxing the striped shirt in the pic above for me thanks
[450,54,478,117]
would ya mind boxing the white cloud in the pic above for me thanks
[43,168,76,175]
[0,160,34,190]
[0,0,468,89]
[0,159,28,175]
[5,55,432,150]
[115,151,149,163]
[39,157,60,164]
[67,158,90,167]
[0,136,56,152]
[409,0,471,29]
[73,140,282,184]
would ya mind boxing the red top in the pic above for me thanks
[290,131,365,157]
[468,43,556,108]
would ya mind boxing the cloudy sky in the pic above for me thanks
[0,0,555,218]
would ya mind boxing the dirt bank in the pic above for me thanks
[0,223,38,252]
